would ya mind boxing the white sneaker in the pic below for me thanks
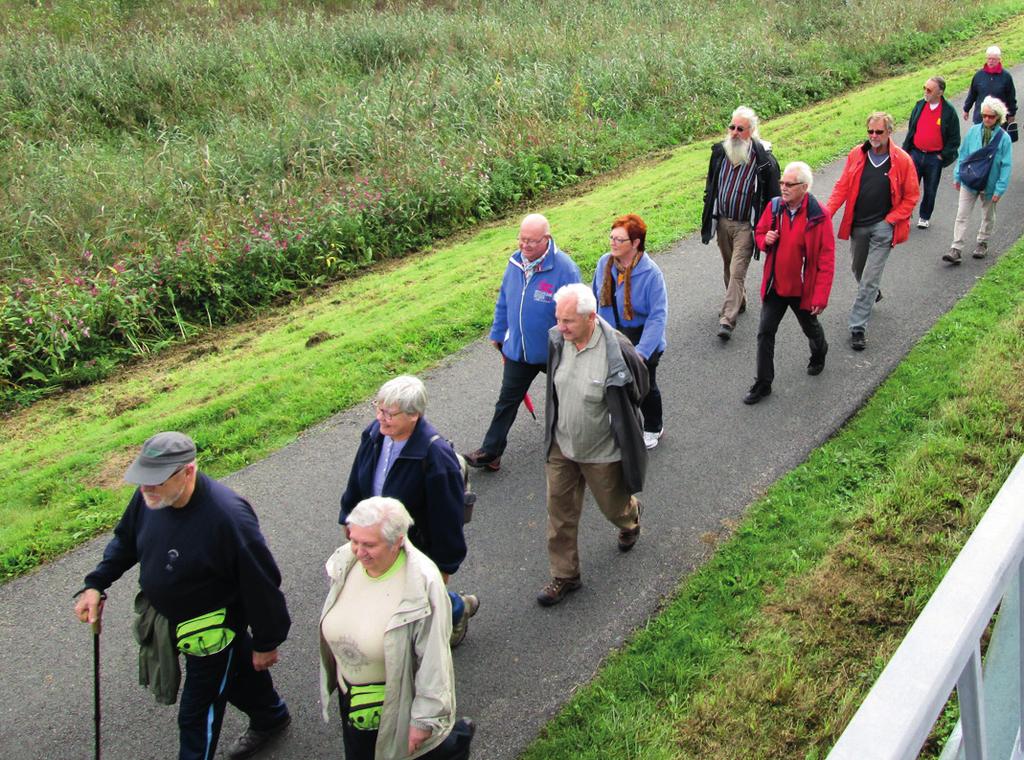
[917,218,930,229]
[643,429,663,449]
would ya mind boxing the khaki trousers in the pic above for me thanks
[716,218,754,327]
[545,441,640,579]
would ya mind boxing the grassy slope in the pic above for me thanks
[0,22,1022,584]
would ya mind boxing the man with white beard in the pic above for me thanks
[700,105,781,341]
[74,431,293,760]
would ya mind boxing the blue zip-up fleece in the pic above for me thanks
[489,239,581,365]
[591,253,668,359]
[954,123,1013,197]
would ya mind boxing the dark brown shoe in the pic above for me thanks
[536,576,582,607]
[618,501,642,551]
[464,448,501,471]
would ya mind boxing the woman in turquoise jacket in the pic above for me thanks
[944,96,1013,264]
[592,213,668,449]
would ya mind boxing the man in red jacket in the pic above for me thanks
[827,112,919,351]
[744,162,835,405]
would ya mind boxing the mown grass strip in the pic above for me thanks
[3,19,1024,580]
[519,208,1024,757]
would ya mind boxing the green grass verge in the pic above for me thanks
[2,19,1024,583]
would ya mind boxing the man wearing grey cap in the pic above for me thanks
[74,432,292,760]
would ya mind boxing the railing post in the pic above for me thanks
[1017,558,1024,757]
[958,642,988,760]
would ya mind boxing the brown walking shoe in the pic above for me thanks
[618,501,642,551]
[464,448,501,471]
[536,576,582,607]
[972,241,988,259]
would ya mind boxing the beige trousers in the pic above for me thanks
[545,441,640,579]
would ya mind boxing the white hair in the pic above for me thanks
[986,45,1002,58]
[375,375,426,415]
[784,161,814,191]
[732,105,761,140]
[345,497,414,544]
[981,96,1008,123]
[553,283,597,315]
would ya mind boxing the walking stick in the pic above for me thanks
[92,617,101,760]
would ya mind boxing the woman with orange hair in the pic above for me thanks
[592,214,668,449]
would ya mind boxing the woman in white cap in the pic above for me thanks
[963,45,1017,125]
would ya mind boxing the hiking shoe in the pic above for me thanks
[536,576,582,607]
[642,429,663,450]
[972,241,988,259]
[226,714,291,759]
[942,248,962,264]
[618,501,642,552]
[917,218,930,229]
[716,323,733,340]
[743,381,771,405]
[851,330,866,351]
[807,342,828,376]
[450,593,479,648]
[464,449,500,471]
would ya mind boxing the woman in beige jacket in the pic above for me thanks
[319,496,475,760]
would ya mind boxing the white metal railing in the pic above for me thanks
[827,455,1024,760]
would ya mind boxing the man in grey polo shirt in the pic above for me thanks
[537,283,649,607]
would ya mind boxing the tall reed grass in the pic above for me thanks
[1,0,1020,405]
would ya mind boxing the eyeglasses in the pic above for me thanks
[371,400,403,421]
[981,113,999,120]
[779,181,806,188]
[866,129,887,135]
[517,236,548,247]
[609,235,631,245]
[728,124,748,132]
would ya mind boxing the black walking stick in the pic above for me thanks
[92,617,101,760]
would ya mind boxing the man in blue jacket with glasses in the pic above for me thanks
[464,214,581,472]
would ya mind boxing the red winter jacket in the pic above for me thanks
[826,141,919,245]
[755,193,835,313]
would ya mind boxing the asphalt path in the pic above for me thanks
[3,73,1024,760]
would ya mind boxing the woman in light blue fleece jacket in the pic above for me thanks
[592,213,668,449]
[945,95,1014,264]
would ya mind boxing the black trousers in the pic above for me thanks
[340,696,474,760]
[480,357,545,456]
[755,289,826,385]
[178,631,288,760]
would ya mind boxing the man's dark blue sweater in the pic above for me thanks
[85,473,290,652]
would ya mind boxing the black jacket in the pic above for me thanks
[902,97,961,167]
[701,138,781,244]
[964,68,1017,123]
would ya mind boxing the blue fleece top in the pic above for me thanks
[954,123,1013,197]
[84,473,291,652]
[489,239,581,365]
[339,416,467,575]
[591,252,668,358]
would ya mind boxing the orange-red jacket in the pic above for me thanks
[826,141,919,245]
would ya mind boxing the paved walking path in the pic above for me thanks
[2,73,1024,760]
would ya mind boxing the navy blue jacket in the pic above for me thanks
[339,417,467,575]
[84,473,291,652]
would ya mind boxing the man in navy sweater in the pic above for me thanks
[75,432,291,760]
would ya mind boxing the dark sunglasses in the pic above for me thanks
[728,124,748,132]
[780,181,806,188]
[866,129,886,135]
